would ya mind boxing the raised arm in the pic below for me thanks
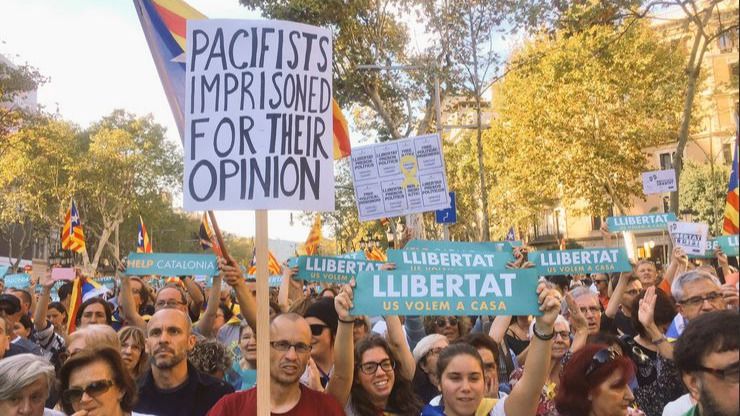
[488,315,512,345]
[33,272,54,332]
[384,315,415,381]
[222,259,257,333]
[565,293,589,353]
[277,265,302,313]
[325,282,355,407]
[194,261,224,338]
[504,281,558,416]
[638,286,673,360]
[118,271,147,330]
[182,275,205,318]
[660,247,687,293]
[605,272,630,318]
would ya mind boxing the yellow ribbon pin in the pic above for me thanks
[400,155,420,187]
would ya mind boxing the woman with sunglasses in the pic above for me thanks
[423,316,469,343]
[58,347,152,416]
[556,344,645,416]
[422,281,563,415]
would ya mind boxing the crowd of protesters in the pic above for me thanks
[0,234,737,416]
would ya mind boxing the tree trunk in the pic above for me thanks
[469,12,490,241]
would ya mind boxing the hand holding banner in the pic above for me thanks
[352,268,541,316]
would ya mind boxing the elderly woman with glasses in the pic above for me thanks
[59,347,152,416]
[0,354,64,416]
[412,334,449,403]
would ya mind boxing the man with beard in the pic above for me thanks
[207,313,345,415]
[135,309,233,416]
[673,310,739,416]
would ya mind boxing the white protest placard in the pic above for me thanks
[184,20,334,211]
[668,221,709,256]
[642,169,676,195]
[350,133,450,222]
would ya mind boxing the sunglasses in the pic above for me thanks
[435,317,458,327]
[585,348,621,377]
[310,324,329,336]
[62,380,114,404]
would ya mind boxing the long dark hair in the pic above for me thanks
[349,335,422,415]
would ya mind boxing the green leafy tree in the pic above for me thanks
[75,110,182,271]
[679,161,730,236]
[0,61,47,157]
[489,20,686,231]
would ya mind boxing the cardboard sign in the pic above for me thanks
[51,267,76,281]
[126,253,219,276]
[388,248,513,273]
[352,268,540,316]
[606,213,677,232]
[3,273,30,289]
[531,248,632,275]
[716,235,739,257]
[292,255,383,284]
[351,134,449,222]
[642,169,677,195]
[668,222,709,257]
[184,20,334,211]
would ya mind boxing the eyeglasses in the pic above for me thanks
[579,306,602,316]
[435,317,458,327]
[270,341,312,354]
[358,359,395,375]
[678,292,723,308]
[62,380,114,404]
[696,361,739,383]
[155,300,186,309]
[554,331,571,340]
[310,324,329,337]
[585,347,621,377]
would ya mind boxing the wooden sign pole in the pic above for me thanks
[255,209,270,415]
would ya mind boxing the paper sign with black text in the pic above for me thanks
[642,169,677,195]
[352,268,541,316]
[184,20,334,211]
[351,134,449,222]
[292,255,384,284]
[668,222,709,257]
[531,248,632,275]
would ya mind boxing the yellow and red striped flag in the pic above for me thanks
[333,99,352,160]
[304,214,322,255]
[248,248,282,275]
[62,200,86,254]
[722,114,739,235]
[136,215,153,253]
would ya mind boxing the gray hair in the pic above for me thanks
[671,270,721,303]
[0,354,55,401]
[528,315,569,340]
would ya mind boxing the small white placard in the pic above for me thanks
[642,169,676,195]
[668,221,708,256]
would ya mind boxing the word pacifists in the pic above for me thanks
[184,20,334,212]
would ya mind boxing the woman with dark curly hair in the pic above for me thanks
[555,344,645,416]
[346,335,422,415]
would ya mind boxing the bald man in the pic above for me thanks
[135,309,233,416]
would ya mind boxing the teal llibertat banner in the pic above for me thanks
[716,235,739,257]
[292,256,384,284]
[4,273,30,289]
[532,248,632,275]
[126,253,219,276]
[353,268,540,316]
[606,213,677,232]
[687,239,720,259]
[388,248,512,272]
[404,240,520,252]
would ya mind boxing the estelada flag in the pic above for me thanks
[134,0,351,159]
[62,200,86,254]
[722,113,739,235]
[248,248,282,275]
[67,276,105,333]
[137,216,153,253]
[199,212,223,257]
[304,214,322,255]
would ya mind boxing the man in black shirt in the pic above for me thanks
[135,309,233,416]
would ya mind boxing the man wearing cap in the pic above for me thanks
[0,295,40,357]
[300,297,338,389]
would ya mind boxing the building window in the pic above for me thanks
[722,143,734,165]
[718,33,734,53]
[659,152,675,170]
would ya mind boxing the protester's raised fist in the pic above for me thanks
[335,281,355,321]
[672,246,688,265]
[39,271,54,289]
[535,280,560,331]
